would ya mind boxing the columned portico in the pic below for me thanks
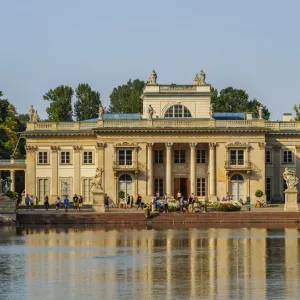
[166,143,173,196]
[209,143,217,201]
[147,143,154,196]
[190,143,197,194]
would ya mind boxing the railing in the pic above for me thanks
[113,161,140,170]
[224,160,251,169]
[159,85,197,93]
[25,119,300,131]
[0,159,26,165]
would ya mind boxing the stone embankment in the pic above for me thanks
[0,194,17,225]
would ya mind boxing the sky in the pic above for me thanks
[1,0,300,120]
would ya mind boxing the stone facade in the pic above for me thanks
[19,73,300,205]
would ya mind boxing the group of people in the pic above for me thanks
[222,192,244,204]
[54,194,84,212]
[124,194,144,210]
[23,194,35,211]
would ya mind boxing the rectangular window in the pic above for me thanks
[230,150,244,165]
[266,177,272,202]
[197,150,206,163]
[283,150,293,163]
[60,178,72,197]
[265,150,272,164]
[61,152,70,164]
[174,150,186,163]
[118,149,132,165]
[83,178,93,203]
[196,178,206,196]
[38,152,48,164]
[83,151,93,164]
[154,150,163,163]
[38,179,49,201]
[154,178,164,196]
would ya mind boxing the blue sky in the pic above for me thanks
[0,0,299,120]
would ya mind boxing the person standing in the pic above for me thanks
[29,195,34,211]
[188,194,194,213]
[163,194,168,213]
[177,191,182,201]
[64,196,69,212]
[104,194,109,211]
[44,196,49,211]
[126,194,130,209]
[25,194,30,211]
[55,196,60,211]
[130,195,134,208]
[79,196,83,211]
[73,194,79,212]
[136,194,142,210]
[180,196,184,213]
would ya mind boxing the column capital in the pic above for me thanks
[73,145,82,152]
[189,142,197,149]
[258,142,266,150]
[147,142,154,149]
[209,142,217,149]
[10,169,15,173]
[26,146,38,153]
[165,142,173,149]
[50,146,60,153]
[96,142,106,150]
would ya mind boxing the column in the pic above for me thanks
[10,170,15,192]
[97,143,105,190]
[73,146,81,195]
[225,171,229,193]
[134,170,138,198]
[190,143,197,194]
[209,143,217,201]
[50,146,59,202]
[23,170,27,195]
[166,143,173,196]
[273,146,282,201]
[147,143,153,196]
[114,172,118,204]
[245,170,250,202]
[25,146,37,197]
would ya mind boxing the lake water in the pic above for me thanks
[0,225,300,300]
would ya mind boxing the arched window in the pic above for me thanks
[119,174,132,182]
[164,104,192,118]
[231,174,244,181]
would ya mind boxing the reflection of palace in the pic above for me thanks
[21,227,300,299]
[1,71,299,204]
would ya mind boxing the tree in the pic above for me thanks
[294,104,300,121]
[74,83,101,121]
[211,86,270,120]
[108,79,145,113]
[43,85,73,121]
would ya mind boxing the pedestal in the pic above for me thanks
[284,189,298,212]
[92,190,105,212]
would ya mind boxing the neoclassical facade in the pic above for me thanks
[16,72,300,204]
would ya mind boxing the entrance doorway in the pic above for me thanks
[230,174,244,202]
[118,174,132,199]
[174,178,190,200]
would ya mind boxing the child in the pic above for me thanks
[64,196,69,212]
[55,197,60,211]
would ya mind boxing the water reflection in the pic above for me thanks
[1,226,300,299]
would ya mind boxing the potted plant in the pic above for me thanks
[118,190,125,208]
[255,189,263,207]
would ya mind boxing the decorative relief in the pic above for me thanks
[295,145,300,152]
[73,145,82,152]
[25,145,38,152]
[165,142,173,149]
[258,142,266,149]
[96,142,106,149]
[114,142,137,147]
[272,145,281,152]
[50,146,60,152]
[173,163,189,174]
[189,142,197,149]
[225,141,249,148]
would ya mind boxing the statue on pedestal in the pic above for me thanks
[99,105,105,120]
[29,105,35,122]
[90,168,103,191]
[283,168,299,191]
[147,105,155,119]
[199,70,206,85]
[193,74,199,85]
[209,104,214,120]
[257,104,264,120]
[147,70,157,85]
[32,110,40,122]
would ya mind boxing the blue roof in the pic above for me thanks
[213,112,246,120]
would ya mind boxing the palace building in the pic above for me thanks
[2,71,300,204]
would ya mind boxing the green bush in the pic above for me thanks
[255,190,263,198]
[118,190,125,200]
[5,191,18,199]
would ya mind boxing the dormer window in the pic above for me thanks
[165,105,192,118]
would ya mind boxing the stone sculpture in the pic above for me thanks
[193,74,199,85]
[147,70,157,85]
[90,168,103,190]
[257,104,264,120]
[199,70,206,85]
[99,105,105,120]
[209,104,213,120]
[283,168,299,191]
[147,104,155,119]
[32,110,40,122]
[29,105,35,122]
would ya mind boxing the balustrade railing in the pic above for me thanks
[224,160,251,169]
[113,161,139,170]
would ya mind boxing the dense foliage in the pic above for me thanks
[294,104,300,121]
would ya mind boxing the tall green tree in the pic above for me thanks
[43,85,73,121]
[294,104,300,121]
[74,83,101,121]
[108,79,145,113]
[211,86,270,120]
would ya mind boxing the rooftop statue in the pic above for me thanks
[147,104,155,119]
[283,168,299,191]
[199,70,206,85]
[32,110,40,123]
[99,104,105,120]
[257,104,264,120]
[193,74,200,85]
[29,105,35,122]
[209,104,214,120]
[147,70,157,85]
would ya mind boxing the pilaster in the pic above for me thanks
[147,143,154,196]
[50,146,59,203]
[10,170,15,192]
[272,145,282,202]
[190,143,197,194]
[25,146,37,197]
[73,146,82,195]
[165,143,173,196]
[209,142,217,201]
